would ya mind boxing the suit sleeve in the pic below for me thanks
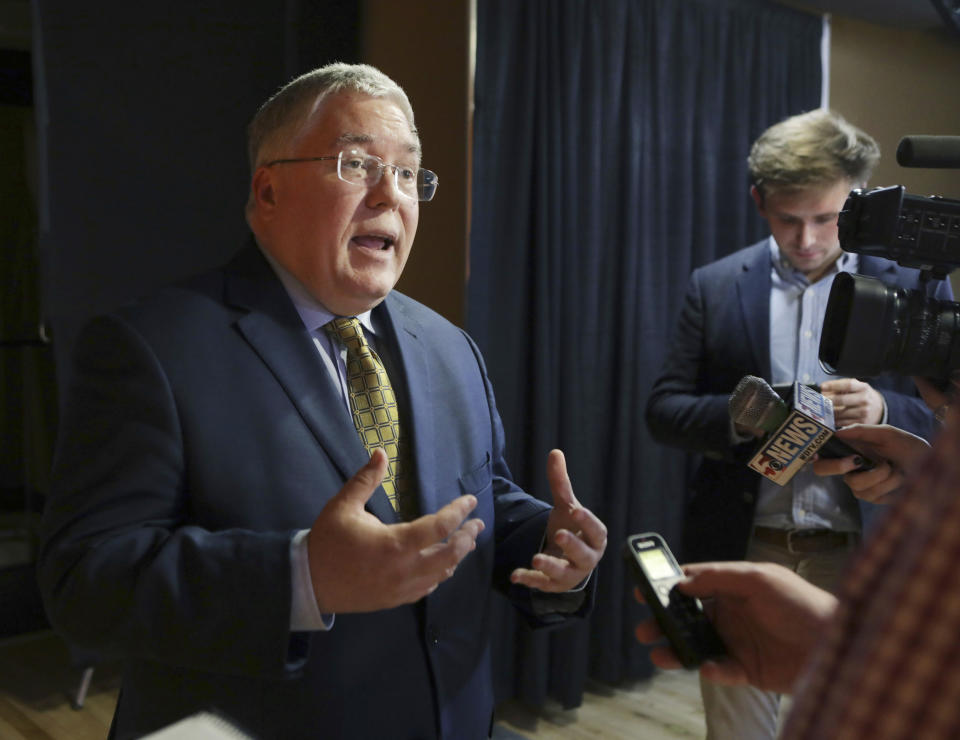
[37,315,301,678]
[460,330,595,626]
[645,270,756,463]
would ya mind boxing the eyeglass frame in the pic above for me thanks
[263,149,439,202]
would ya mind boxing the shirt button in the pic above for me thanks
[802,374,811,383]
[427,625,440,646]
[804,330,813,339]
[797,508,806,518]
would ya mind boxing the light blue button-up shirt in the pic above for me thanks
[753,237,864,533]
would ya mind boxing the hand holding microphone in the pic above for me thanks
[811,424,930,504]
[728,376,876,486]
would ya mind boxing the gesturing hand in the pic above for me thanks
[307,449,485,613]
[510,449,607,593]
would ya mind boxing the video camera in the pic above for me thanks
[818,136,960,382]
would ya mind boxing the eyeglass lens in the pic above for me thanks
[338,151,437,202]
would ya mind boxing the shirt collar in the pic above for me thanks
[767,235,858,285]
[255,240,375,335]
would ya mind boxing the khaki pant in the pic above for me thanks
[699,535,858,740]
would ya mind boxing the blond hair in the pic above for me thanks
[748,109,880,196]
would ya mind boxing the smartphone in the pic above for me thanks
[624,532,726,668]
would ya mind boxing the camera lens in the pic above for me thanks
[819,272,960,380]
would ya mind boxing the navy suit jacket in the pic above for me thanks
[38,245,589,739]
[645,240,952,562]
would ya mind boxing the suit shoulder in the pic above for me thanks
[691,241,768,279]
[111,270,228,330]
[386,291,465,336]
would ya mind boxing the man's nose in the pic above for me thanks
[797,222,816,248]
[365,165,402,209]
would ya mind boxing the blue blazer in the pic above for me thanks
[38,244,589,740]
[646,240,952,562]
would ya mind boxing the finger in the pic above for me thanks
[676,561,791,600]
[406,519,483,585]
[417,517,484,568]
[634,619,664,644]
[547,449,577,509]
[820,378,855,394]
[529,548,584,582]
[845,463,903,503]
[699,659,749,687]
[550,526,604,572]
[336,448,389,509]
[566,507,608,551]
[633,586,646,605]
[401,495,479,550]
[648,645,684,671]
[811,455,861,477]
[509,563,578,592]
[835,423,921,448]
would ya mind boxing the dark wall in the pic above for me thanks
[34,1,360,385]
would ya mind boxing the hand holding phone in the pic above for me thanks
[625,532,726,668]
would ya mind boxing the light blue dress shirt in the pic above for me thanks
[752,237,868,533]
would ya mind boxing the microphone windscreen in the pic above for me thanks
[729,375,785,432]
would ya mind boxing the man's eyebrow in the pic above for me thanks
[335,132,422,157]
[336,133,373,147]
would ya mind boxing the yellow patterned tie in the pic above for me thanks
[324,317,413,517]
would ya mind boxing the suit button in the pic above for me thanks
[743,491,754,503]
[427,625,440,646]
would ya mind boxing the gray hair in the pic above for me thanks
[246,62,417,172]
[747,109,880,196]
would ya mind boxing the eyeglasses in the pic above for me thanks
[264,149,439,202]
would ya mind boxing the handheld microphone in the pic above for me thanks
[729,376,876,486]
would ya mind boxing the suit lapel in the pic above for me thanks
[378,295,439,517]
[224,245,397,522]
[735,242,773,379]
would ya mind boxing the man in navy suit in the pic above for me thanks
[646,109,951,740]
[38,63,606,740]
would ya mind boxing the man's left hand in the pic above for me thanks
[510,449,607,592]
[820,378,884,426]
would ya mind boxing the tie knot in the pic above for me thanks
[324,317,368,354]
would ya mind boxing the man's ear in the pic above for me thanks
[251,167,278,216]
[750,184,766,217]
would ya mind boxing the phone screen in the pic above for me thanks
[637,547,679,581]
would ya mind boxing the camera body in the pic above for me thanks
[819,184,960,381]
[837,185,960,279]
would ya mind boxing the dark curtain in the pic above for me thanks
[469,0,823,708]
[33,0,359,386]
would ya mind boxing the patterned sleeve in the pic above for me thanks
[783,416,960,739]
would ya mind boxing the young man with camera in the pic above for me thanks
[645,109,952,740]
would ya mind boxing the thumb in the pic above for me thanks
[547,448,576,508]
[335,448,388,509]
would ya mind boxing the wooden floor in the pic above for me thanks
[0,630,705,739]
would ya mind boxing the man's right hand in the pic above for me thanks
[307,449,485,613]
[635,561,837,694]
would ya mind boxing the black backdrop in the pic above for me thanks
[469,0,823,708]
[34,0,359,383]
